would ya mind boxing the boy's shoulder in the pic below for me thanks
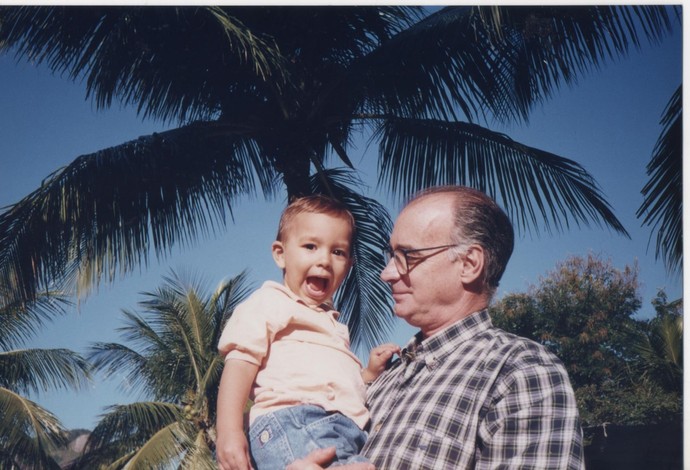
[240,280,298,309]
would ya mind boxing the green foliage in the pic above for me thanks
[71,270,251,469]
[576,379,681,428]
[0,293,91,469]
[490,254,682,428]
[491,254,641,386]
[631,291,682,394]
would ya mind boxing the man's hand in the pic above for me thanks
[285,447,374,470]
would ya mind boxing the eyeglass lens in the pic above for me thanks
[384,248,407,274]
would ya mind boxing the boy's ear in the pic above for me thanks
[271,241,286,269]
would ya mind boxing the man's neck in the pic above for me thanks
[421,294,488,339]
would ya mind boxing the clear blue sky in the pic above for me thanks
[0,13,682,431]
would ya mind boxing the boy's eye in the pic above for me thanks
[303,243,317,250]
[333,249,348,257]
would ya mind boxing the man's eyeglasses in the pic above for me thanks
[384,244,461,275]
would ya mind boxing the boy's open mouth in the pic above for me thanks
[306,276,329,296]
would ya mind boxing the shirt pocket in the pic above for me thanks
[403,427,473,470]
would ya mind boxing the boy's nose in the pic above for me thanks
[317,250,331,266]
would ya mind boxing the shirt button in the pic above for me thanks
[259,429,270,444]
[373,422,383,432]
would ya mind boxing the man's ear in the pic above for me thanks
[271,241,286,269]
[459,245,485,285]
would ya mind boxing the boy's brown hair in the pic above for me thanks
[276,194,356,243]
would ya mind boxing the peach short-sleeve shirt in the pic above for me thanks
[218,281,369,429]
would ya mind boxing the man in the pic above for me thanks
[288,185,585,469]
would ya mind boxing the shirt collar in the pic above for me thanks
[263,280,339,318]
[403,309,493,368]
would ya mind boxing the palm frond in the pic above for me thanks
[0,348,90,395]
[637,85,682,275]
[198,354,224,419]
[140,274,220,398]
[346,5,677,123]
[346,5,480,121]
[115,309,168,352]
[88,401,180,449]
[0,121,274,307]
[179,429,216,470]
[213,270,254,336]
[310,168,395,353]
[87,342,150,396]
[0,386,66,469]
[633,313,683,392]
[140,272,210,389]
[0,291,70,350]
[376,117,628,237]
[467,5,677,123]
[0,6,288,124]
[94,317,192,401]
[120,420,189,470]
[75,401,181,468]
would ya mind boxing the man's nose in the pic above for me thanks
[380,256,399,282]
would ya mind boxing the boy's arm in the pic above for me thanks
[361,343,400,384]
[216,358,260,470]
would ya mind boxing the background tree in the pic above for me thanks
[0,6,679,351]
[632,290,682,395]
[0,292,91,469]
[490,254,642,386]
[490,254,682,434]
[72,270,251,469]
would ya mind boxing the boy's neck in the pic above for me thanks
[283,283,333,312]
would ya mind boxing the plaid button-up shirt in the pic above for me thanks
[362,309,585,469]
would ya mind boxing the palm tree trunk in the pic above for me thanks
[275,147,313,201]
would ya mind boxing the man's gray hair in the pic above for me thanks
[409,186,514,298]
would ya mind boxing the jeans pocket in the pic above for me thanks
[249,414,294,470]
[304,412,367,462]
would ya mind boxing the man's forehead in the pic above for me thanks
[393,201,452,243]
[403,194,453,221]
[408,191,455,208]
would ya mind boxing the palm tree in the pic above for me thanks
[0,6,679,350]
[637,85,682,276]
[72,270,251,469]
[0,292,91,469]
[633,291,683,394]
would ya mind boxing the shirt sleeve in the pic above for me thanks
[217,288,289,366]
[477,361,585,469]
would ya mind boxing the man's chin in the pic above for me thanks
[392,306,409,319]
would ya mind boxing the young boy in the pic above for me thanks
[216,195,399,470]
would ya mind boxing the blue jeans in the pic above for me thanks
[248,404,369,469]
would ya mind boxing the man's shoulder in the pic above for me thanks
[483,326,565,371]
